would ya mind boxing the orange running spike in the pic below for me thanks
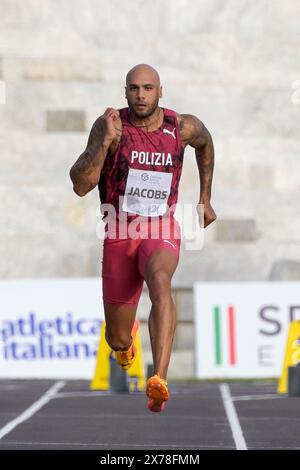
[146,374,170,412]
[115,320,139,371]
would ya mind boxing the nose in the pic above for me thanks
[137,88,145,100]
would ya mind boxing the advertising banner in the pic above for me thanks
[0,278,104,379]
[194,282,300,378]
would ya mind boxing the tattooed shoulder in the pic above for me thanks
[177,113,209,148]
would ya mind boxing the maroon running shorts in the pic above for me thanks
[102,215,181,305]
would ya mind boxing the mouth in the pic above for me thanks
[135,103,147,109]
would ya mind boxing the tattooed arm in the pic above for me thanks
[177,114,217,227]
[69,108,121,197]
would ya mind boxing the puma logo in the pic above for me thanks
[163,127,176,139]
[163,240,177,249]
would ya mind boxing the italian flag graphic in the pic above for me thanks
[213,305,237,366]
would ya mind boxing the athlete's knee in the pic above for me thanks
[105,329,132,352]
[147,269,172,305]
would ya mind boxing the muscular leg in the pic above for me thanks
[144,250,179,380]
[104,302,137,351]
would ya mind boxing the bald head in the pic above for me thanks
[125,64,162,119]
[126,64,160,86]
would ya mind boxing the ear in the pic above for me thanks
[124,86,128,99]
[159,86,163,98]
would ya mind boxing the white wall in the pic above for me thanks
[0,0,299,284]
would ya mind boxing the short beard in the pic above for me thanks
[129,99,159,119]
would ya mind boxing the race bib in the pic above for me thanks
[122,168,172,217]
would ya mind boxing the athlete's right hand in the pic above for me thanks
[100,107,120,143]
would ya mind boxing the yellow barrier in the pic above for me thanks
[278,320,300,394]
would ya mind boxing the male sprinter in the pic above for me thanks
[70,64,216,412]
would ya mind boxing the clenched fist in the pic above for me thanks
[100,107,121,143]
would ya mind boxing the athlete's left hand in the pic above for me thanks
[197,201,217,228]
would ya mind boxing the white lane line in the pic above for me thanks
[233,394,285,402]
[0,441,234,449]
[219,383,247,450]
[0,381,65,440]
[53,391,113,399]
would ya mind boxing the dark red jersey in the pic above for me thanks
[98,107,184,221]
